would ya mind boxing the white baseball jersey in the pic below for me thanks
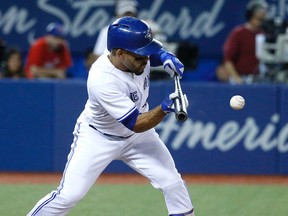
[78,51,150,137]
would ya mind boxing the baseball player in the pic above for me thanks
[27,17,194,216]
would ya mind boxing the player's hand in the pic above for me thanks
[161,92,178,114]
[159,49,184,78]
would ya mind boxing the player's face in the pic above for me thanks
[121,50,149,75]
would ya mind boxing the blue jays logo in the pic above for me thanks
[145,29,152,41]
[130,91,139,102]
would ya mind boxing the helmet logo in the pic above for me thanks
[145,29,152,41]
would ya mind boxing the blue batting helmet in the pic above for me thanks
[107,16,162,56]
[46,22,65,38]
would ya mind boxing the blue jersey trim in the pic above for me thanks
[119,107,139,130]
[118,106,137,122]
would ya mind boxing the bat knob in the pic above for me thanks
[176,111,188,122]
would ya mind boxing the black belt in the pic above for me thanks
[89,124,133,139]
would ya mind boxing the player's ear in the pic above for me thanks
[116,49,125,58]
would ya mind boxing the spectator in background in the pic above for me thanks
[217,0,268,84]
[67,47,95,79]
[83,48,96,75]
[0,47,25,79]
[25,22,72,79]
[93,0,138,60]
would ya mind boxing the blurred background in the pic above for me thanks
[0,0,288,176]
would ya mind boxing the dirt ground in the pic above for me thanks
[0,172,288,185]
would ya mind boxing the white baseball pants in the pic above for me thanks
[27,122,193,215]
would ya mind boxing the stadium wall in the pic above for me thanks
[0,80,287,175]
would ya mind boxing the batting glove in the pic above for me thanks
[161,92,178,114]
[159,49,184,78]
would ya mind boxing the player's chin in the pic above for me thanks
[134,71,144,76]
[134,65,146,76]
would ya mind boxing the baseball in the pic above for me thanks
[230,95,245,110]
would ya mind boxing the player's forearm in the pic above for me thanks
[133,105,167,133]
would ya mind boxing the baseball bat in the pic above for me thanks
[174,73,188,122]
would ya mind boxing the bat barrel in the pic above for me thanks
[174,93,188,122]
[174,74,188,122]
[176,110,188,121]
